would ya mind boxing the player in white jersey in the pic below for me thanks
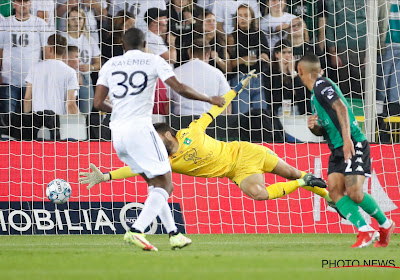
[0,0,49,115]
[108,0,166,32]
[94,28,225,251]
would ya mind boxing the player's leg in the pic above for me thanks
[147,186,192,249]
[345,141,394,247]
[270,159,328,194]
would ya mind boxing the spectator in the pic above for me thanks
[56,0,107,44]
[288,17,326,70]
[108,0,166,32]
[0,0,49,116]
[377,0,400,104]
[102,11,135,63]
[63,6,101,114]
[196,0,215,12]
[0,0,12,18]
[265,39,308,115]
[212,0,261,35]
[65,45,83,86]
[285,0,327,50]
[325,0,367,98]
[22,34,79,140]
[192,10,232,73]
[260,0,296,55]
[167,0,202,65]
[170,39,231,115]
[228,4,269,114]
[31,0,56,31]
[145,8,177,64]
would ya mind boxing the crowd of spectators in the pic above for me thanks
[0,0,398,140]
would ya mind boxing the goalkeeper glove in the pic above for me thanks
[79,163,111,190]
[233,70,257,95]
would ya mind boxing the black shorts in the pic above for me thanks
[328,140,371,176]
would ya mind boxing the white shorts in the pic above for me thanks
[111,122,171,179]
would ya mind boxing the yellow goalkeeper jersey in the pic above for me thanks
[170,113,240,178]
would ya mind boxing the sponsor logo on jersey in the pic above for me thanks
[183,138,192,145]
[315,80,324,86]
[327,94,334,99]
[321,86,334,95]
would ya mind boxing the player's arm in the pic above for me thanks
[331,98,355,162]
[192,70,257,130]
[208,70,256,119]
[94,84,112,112]
[308,115,323,136]
[164,76,225,107]
[79,164,139,190]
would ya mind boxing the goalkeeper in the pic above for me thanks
[80,70,341,214]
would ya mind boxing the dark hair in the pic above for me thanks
[67,45,79,54]
[189,38,211,58]
[298,53,321,65]
[154,123,176,137]
[234,4,256,32]
[193,10,226,47]
[145,8,168,26]
[122,28,145,50]
[273,39,291,56]
[47,34,67,56]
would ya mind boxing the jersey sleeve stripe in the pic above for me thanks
[150,131,165,162]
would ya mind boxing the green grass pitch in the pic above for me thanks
[1,234,399,280]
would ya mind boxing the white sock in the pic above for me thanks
[147,186,177,233]
[358,224,375,232]
[380,219,392,229]
[133,187,169,233]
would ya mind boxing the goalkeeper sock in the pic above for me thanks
[301,186,329,198]
[148,186,178,234]
[266,181,300,200]
[357,192,389,227]
[336,196,367,229]
[132,187,169,233]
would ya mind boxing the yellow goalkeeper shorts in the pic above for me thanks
[228,142,280,188]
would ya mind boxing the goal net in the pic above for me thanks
[0,0,399,235]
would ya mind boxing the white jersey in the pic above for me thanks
[25,59,79,115]
[63,32,101,73]
[108,0,166,32]
[0,15,49,86]
[260,12,297,51]
[212,0,261,34]
[56,0,106,44]
[97,50,175,126]
[170,59,230,115]
[31,0,56,31]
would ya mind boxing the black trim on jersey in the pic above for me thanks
[206,112,214,120]
[314,81,343,143]
[150,131,164,162]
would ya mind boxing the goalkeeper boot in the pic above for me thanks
[326,200,346,219]
[124,231,158,251]
[351,230,380,248]
[303,173,327,188]
[374,220,395,248]
[170,232,192,250]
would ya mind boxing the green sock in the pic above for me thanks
[358,193,388,225]
[336,196,367,229]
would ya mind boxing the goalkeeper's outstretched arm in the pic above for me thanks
[207,70,256,119]
[79,163,138,189]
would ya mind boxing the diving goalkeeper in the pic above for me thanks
[80,71,341,214]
